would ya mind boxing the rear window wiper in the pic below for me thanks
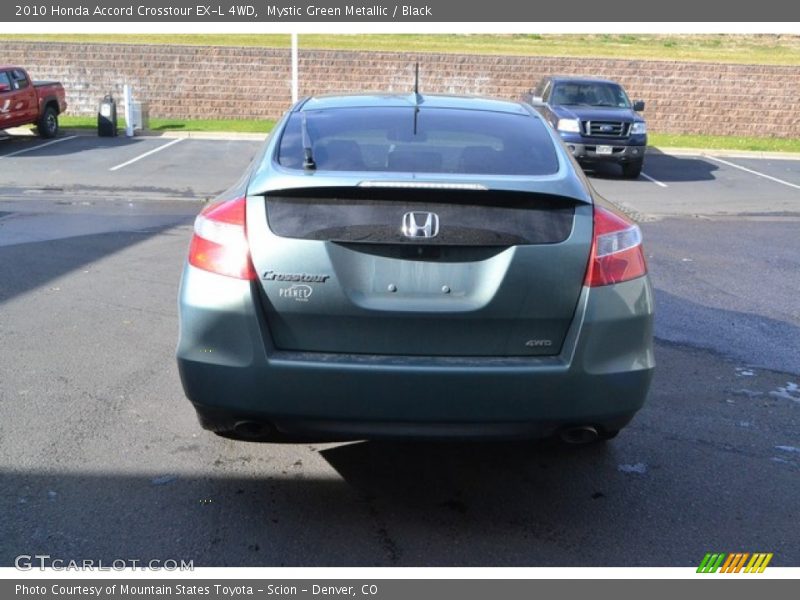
[301,112,316,170]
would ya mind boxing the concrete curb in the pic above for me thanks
[649,146,800,161]
[4,126,268,141]
[60,128,269,141]
[132,130,269,141]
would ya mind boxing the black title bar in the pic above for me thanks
[3,0,800,22]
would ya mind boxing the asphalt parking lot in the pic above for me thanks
[1,132,798,567]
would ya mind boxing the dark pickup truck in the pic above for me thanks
[0,66,67,138]
[526,76,647,178]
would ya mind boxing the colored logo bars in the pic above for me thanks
[697,552,773,573]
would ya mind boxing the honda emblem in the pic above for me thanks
[401,212,440,238]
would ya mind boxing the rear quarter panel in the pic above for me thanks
[34,82,68,115]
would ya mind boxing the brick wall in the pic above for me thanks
[4,41,799,137]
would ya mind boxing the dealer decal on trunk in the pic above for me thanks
[278,284,314,302]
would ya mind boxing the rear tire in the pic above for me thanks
[37,106,59,139]
[621,161,643,179]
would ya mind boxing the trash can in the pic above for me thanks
[130,101,150,134]
[97,94,117,137]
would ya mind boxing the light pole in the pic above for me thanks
[291,33,298,104]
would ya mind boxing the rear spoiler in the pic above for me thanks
[248,173,592,204]
[262,186,581,247]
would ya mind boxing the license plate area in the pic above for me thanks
[596,145,613,155]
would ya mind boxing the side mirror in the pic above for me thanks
[633,100,645,112]
[0,83,10,93]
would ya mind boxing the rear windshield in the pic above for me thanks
[277,107,559,176]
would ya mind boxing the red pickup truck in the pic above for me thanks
[0,66,67,138]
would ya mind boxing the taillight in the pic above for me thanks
[585,205,647,287]
[188,197,257,280]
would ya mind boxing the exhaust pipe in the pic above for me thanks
[559,425,599,445]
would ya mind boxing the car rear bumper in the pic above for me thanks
[177,265,655,441]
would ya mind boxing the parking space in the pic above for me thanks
[1,133,799,567]
[0,134,80,157]
[0,134,264,202]
[704,155,800,189]
[589,151,800,218]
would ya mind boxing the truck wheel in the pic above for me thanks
[37,107,59,139]
[621,161,643,179]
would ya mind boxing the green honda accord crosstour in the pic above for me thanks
[177,92,654,444]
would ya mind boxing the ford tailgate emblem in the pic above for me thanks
[402,211,439,238]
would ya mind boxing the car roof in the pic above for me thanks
[297,93,531,116]
[0,66,19,71]
[547,76,622,85]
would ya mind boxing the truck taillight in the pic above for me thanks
[188,197,257,280]
[585,205,647,287]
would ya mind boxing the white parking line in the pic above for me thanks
[706,155,800,191]
[0,135,78,159]
[109,138,183,171]
[641,172,668,188]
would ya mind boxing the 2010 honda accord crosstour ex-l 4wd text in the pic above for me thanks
[177,92,654,445]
